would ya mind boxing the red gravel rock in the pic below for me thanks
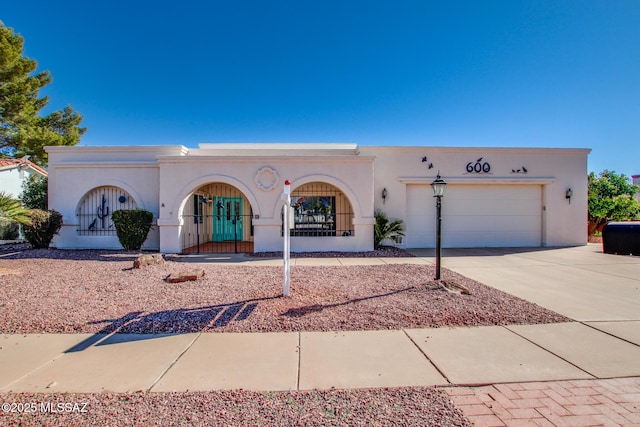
[0,388,472,426]
[0,249,568,334]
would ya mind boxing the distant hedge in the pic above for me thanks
[0,222,20,240]
[111,209,154,251]
[23,209,63,249]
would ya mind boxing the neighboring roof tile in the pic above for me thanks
[0,157,47,176]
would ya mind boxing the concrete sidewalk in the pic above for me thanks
[1,320,640,394]
[1,244,639,427]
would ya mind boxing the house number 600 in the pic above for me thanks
[466,158,491,174]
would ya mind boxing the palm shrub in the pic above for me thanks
[111,209,154,251]
[22,209,63,248]
[374,211,405,249]
[0,192,32,240]
[0,192,32,226]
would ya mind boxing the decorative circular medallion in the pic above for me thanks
[255,167,279,191]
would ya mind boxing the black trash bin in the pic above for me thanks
[602,222,640,256]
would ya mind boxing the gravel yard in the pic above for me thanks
[0,246,570,426]
[0,248,568,334]
[0,388,472,427]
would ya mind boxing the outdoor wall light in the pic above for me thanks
[566,188,573,204]
[382,187,388,203]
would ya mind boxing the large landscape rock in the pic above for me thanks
[133,253,165,268]
[165,269,205,283]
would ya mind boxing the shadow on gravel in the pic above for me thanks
[281,287,415,318]
[0,246,143,262]
[66,296,280,352]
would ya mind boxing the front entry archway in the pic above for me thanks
[180,183,254,253]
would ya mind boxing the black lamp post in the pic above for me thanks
[430,173,447,280]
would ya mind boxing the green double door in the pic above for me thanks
[213,197,243,241]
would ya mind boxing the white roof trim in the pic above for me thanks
[398,176,557,185]
[198,143,358,151]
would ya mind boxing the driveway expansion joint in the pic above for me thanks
[296,332,301,391]
[581,321,640,348]
[502,325,598,379]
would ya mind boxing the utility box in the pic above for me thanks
[602,222,640,256]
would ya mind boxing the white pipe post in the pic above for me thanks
[282,180,291,297]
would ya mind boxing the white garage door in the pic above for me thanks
[405,184,542,248]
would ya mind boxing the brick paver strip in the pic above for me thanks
[443,377,640,427]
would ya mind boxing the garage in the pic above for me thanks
[405,184,543,248]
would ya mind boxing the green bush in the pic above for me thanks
[0,222,20,240]
[21,175,48,210]
[111,209,154,251]
[23,209,63,249]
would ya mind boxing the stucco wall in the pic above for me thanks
[360,146,590,247]
[46,144,590,252]
[155,154,375,253]
[46,146,185,250]
[0,168,28,199]
[0,165,46,199]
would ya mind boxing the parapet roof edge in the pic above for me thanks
[361,145,592,154]
[197,143,358,151]
[45,145,189,154]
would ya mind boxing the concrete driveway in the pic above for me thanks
[409,244,640,322]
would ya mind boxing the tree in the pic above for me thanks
[21,174,47,210]
[0,22,86,165]
[588,170,640,235]
[374,211,405,249]
[0,191,31,226]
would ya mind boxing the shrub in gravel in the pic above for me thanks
[22,209,63,248]
[111,209,154,251]
[374,211,405,249]
[0,221,20,240]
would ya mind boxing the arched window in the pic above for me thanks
[77,186,137,235]
[289,182,355,236]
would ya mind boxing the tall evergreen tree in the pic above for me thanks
[0,22,86,165]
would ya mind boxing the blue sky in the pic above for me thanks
[3,1,639,178]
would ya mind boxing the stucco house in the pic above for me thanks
[45,143,590,253]
[0,156,47,198]
[633,175,640,203]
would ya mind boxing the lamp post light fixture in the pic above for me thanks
[430,173,447,280]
